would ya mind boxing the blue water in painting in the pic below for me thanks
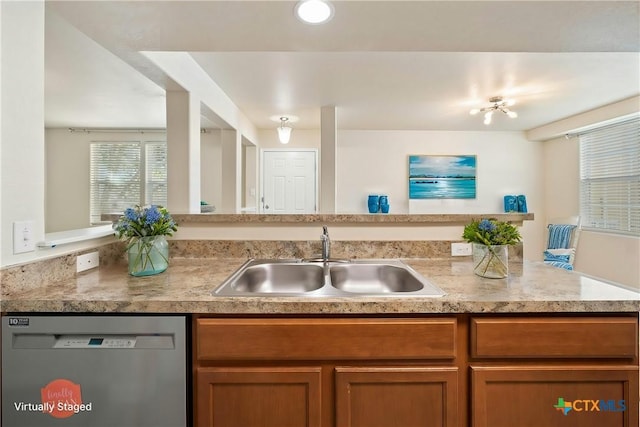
[409,178,476,199]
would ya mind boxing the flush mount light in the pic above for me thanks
[470,96,518,125]
[277,117,292,144]
[295,0,334,24]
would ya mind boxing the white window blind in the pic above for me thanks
[145,141,168,206]
[579,116,640,236]
[90,141,167,224]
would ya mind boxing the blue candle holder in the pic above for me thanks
[379,195,389,213]
[368,195,380,213]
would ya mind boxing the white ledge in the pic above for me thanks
[37,225,114,248]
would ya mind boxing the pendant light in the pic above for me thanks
[277,117,292,144]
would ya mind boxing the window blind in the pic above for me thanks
[145,142,168,206]
[579,116,640,236]
[90,140,168,225]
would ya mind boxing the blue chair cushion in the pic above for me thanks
[547,224,577,249]
[543,250,570,263]
[544,260,574,270]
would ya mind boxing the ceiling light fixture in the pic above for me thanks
[470,96,518,125]
[295,0,334,24]
[277,117,292,144]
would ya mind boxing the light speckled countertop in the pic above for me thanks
[2,258,638,314]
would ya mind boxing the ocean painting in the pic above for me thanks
[409,155,476,199]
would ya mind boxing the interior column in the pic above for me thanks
[320,106,337,213]
[166,90,201,213]
[220,129,241,213]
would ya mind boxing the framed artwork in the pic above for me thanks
[409,155,476,199]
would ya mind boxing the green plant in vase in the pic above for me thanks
[463,218,521,278]
[113,205,178,276]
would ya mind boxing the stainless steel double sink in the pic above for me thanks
[213,259,446,297]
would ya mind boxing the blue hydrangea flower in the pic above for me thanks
[478,219,496,232]
[144,205,162,226]
[114,205,177,241]
[124,207,138,222]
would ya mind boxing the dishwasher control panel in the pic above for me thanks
[54,335,137,348]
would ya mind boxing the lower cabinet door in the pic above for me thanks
[472,366,639,427]
[335,366,458,427]
[196,366,322,427]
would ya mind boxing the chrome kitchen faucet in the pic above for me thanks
[321,225,331,262]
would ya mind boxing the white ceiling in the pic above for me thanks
[45,1,640,132]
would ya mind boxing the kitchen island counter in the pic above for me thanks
[2,258,638,313]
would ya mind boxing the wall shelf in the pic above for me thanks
[165,213,534,226]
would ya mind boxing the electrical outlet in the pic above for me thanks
[77,251,99,273]
[451,242,472,257]
[13,221,35,254]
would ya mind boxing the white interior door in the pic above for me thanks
[262,150,317,214]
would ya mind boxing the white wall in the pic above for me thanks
[201,130,223,211]
[1,1,46,267]
[338,130,542,215]
[242,143,258,211]
[46,129,91,232]
[542,136,580,221]
[337,130,545,258]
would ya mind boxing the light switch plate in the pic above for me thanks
[451,242,472,257]
[77,251,99,273]
[13,221,35,254]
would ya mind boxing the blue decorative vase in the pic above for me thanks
[504,195,517,212]
[517,195,528,213]
[368,195,380,213]
[379,195,389,213]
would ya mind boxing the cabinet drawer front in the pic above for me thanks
[471,317,638,359]
[197,318,456,361]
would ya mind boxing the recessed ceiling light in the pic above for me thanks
[295,0,334,25]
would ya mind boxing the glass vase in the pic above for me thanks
[127,236,169,276]
[472,243,508,279]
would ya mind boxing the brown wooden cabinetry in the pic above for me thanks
[197,366,322,427]
[194,314,639,427]
[470,316,638,359]
[335,366,458,427]
[470,316,639,427]
[194,316,458,427]
[472,366,637,427]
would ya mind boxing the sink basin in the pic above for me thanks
[330,263,424,294]
[214,259,445,297]
[219,261,324,294]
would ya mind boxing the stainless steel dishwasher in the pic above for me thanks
[2,315,187,427]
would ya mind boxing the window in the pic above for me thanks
[90,140,167,224]
[145,142,168,206]
[579,116,640,236]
